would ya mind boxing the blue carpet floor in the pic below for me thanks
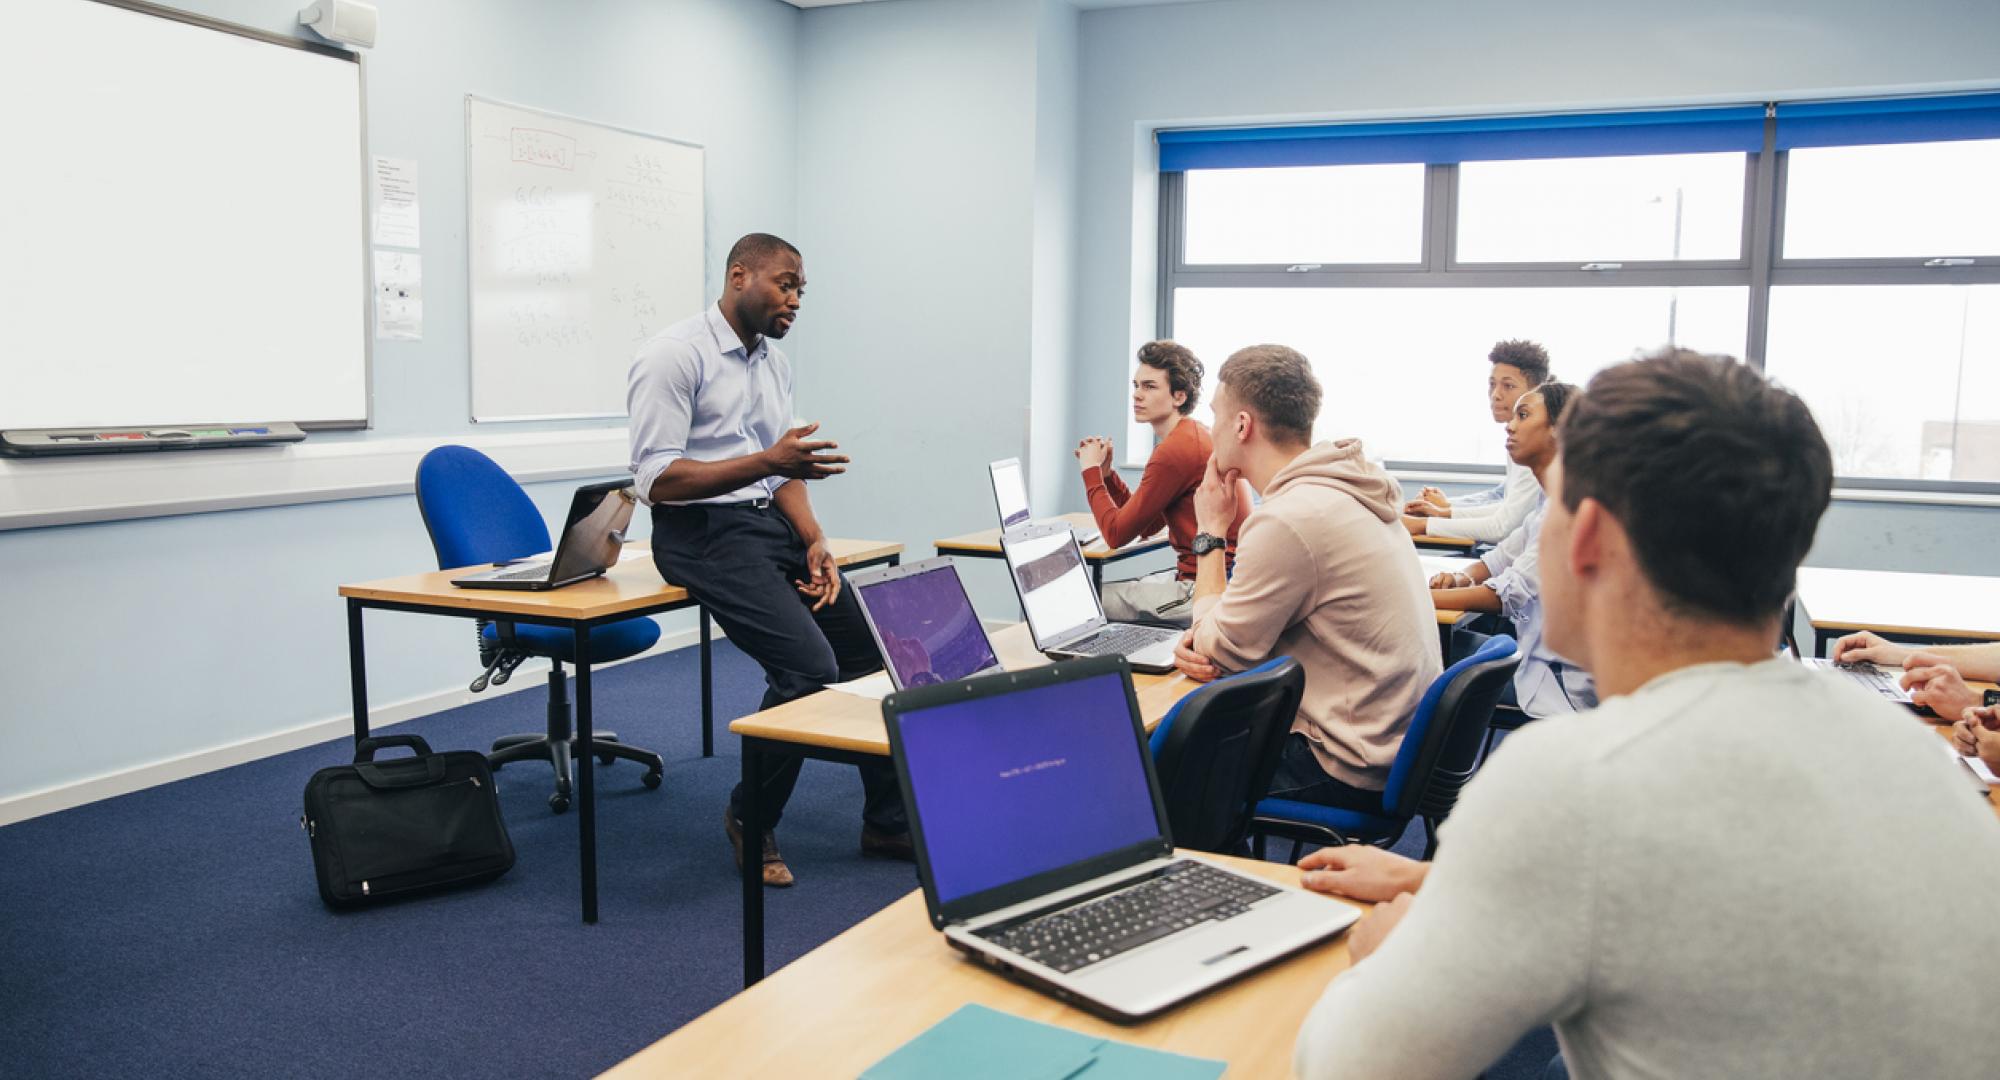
[0,640,1554,1078]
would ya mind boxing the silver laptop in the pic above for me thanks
[988,456,1099,545]
[1799,656,1925,712]
[999,522,1178,673]
[450,481,635,591]
[881,656,1358,1023]
[850,557,1006,691]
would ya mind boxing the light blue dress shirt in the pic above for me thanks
[627,304,792,506]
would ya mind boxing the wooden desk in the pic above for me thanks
[607,853,1362,1079]
[731,622,1197,985]
[337,537,901,924]
[1411,532,1477,552]
[935,511,1172,588]
[1796,566,2000,657]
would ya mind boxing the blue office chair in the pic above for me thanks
[415,446,665,813]
[1251,634,1519,860]
[1148,657,1304,855]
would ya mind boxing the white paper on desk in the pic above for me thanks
[371,155,421,248]
[373,251,424,341]
[1943,738,2000,785]
[618,548,650,563]
[827,671,895,701]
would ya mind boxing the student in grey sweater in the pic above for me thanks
[1294,351,2000,1080]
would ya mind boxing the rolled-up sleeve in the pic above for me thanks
[627,340,700,505]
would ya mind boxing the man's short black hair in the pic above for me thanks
[1557,349,1832,627]
[726,232,800,274]
[1490,340,1551,386]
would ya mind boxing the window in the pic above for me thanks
[1153,98,2000,492]
[1171,286,1747,465]
[1455,153,1745,264]
[1764,285,2000,482]
[1183,164,1424,265]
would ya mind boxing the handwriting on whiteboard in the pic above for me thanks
[511,128,576,171]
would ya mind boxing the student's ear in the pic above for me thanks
[1233,409,1253,444]
[1567,498,1607,583]
[1172,389,1188,411]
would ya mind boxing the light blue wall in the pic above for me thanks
[792,0,1064,619]
[0,0,802,807]
[1069,0,2000,575]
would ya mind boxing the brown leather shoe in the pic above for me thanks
[724,809,795,888]
[859,824,915,861]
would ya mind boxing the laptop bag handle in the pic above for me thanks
[353,734,435,763]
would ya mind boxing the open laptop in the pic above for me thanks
[881,656,1358,1022]
[1799,656,1926,712]
[850,557,1007,690]
[999,522,1178,673]
[988,457,1099,546]
[450,480,636,591]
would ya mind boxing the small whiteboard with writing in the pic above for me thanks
[466,97,704,421]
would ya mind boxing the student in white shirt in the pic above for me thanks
[1428,382,1594,718]
[1293,350,2000,1080]
[1404,340,1550,545]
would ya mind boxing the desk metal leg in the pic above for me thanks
[1814,629,1834,658]
[574,625,598,925]
[1093,562,1104,591]
[346,599,370,749]
[742,737,765,987]
[701,609,714,758]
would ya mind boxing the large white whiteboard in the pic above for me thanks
[466,97,705,422]
[0,0,369,431]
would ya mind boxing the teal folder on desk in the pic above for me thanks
[861,1004,1226,1080]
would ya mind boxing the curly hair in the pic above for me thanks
[1135,340,1204,416]
[1489,339,1551,386]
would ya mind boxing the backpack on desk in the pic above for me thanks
[302,734,515,909]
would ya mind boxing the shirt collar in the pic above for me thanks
[705,303,767,364]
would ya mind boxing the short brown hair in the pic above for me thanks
[1557,349,1832,626]
[1217,344,1320,445]
[1490,339,1551,386]
[1135,340,1204,415]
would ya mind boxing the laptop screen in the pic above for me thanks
[990,459,1031,530]
[897,669,1162,905]
[855,564,1002,689]
[1002,528,1101,645]
[548,483,635,580]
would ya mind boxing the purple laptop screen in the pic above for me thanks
[859,566,1000,688]
[897,671,1162,904]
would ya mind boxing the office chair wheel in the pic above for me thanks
[642,769,663,790]
[548,792,571,814]
[598,749,617,767]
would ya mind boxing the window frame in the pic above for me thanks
[1155,110,2000,496]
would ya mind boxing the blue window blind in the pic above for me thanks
[1774,93,2000,150]
[1156,106,1766,172]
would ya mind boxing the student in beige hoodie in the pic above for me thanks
[1174,344,1441,811]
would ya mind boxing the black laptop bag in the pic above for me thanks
[302,734,515,909]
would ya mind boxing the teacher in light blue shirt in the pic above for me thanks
[628,233,907,889]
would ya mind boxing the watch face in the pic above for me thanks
[1986,689,2000,708]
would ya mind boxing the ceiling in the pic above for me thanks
[782,1,1214,10]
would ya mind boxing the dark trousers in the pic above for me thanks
[1266,734,1386,814]
[651,502,905,834]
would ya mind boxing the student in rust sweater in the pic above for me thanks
[1074,340,1241,627]
[1176,344,1440,809]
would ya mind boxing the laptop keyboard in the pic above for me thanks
[974,861,1278,974]
[489,563,552,581]
[1833,661,1906,699]
[1065,623,1176,658]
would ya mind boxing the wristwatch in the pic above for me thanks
[1984,689,2000,708]
[1191,532,1226,556]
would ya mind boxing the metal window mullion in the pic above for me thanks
[1425,163,1456,272]
[1168,267,1749,289]
[1158,170,1182,339]
[1743,114,1779,368]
